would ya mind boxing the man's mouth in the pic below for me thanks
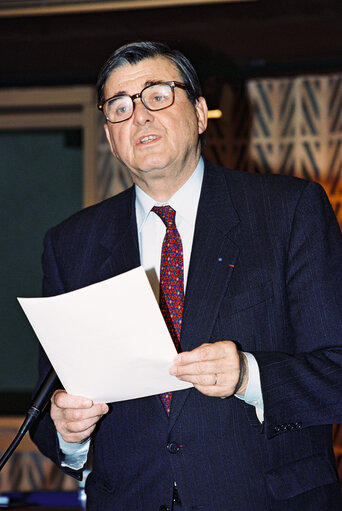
[138,135,158,144]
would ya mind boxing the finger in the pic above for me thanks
[54,410,108,443]
[63,415,104,435]
[175,370,237,387]
[170,345,240,377]
[172,343,212,365]
[173,341,237,366]
[174,372,219,387]
[193,384,226,397]
[52,390,93,410]
[170,359,230,377]
[59,423,98,444]
[54,403,109,422]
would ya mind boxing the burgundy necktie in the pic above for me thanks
[152,205,184,415]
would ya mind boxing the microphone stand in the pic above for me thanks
[0,369,59,471]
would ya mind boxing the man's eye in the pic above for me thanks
[107,98,130,117]
[152,94,166,103]
[116,104,128,114]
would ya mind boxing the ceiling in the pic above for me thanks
[0,0,341,89]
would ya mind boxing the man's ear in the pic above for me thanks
[104,123,118,159]
[195,96,208,135]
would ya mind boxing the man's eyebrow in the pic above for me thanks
[109,89,127,98]
[108,80,164,99]
[144,80,163,87]
[117,80,164,93]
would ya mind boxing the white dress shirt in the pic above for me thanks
[59,157,263,469]
[135,155,203,296]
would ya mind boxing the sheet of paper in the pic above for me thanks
[18,266,192,403]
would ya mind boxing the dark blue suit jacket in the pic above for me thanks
[31,160,342,510]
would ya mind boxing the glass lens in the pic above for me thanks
[142,84,173,111]
[104,95,133,122]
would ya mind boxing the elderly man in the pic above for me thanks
[31,41,342,510]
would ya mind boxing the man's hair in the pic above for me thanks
[96,41,202,106]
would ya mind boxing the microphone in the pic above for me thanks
[0,368,59,471]
[29,368,59,417]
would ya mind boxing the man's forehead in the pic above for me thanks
[104,56,182,96]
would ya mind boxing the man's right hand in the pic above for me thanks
[51,390,109,444]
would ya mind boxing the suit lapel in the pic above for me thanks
[182,161,240,351]
[96,187,141,282]
[169,161,240,426]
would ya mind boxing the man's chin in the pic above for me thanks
[133,161,171,175]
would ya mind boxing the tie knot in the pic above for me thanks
[152,205,176,229]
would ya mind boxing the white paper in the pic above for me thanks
[18,266,192,403]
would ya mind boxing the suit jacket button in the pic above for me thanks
[295,421,302,430]
[167,442,180,454]
[273,425,281,434]
[280,424,288,431]
[159,506,170,511]
[289,422,296,431]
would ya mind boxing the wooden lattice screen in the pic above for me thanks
[205,74,342,223]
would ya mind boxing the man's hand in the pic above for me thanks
[51,390,109,444]
[169,341,249,398]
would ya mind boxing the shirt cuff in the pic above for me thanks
[57,432,90,470]
[236,352,264,422]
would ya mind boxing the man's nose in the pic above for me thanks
[132,99,154,125]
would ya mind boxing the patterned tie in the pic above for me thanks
[152,205,184,415]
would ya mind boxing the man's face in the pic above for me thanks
[103,56,208,192]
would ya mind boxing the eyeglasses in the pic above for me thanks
[98,81,188,124]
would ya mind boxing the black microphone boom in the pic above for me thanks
[0,368,59,471]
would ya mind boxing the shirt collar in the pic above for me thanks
[135,157,204,232]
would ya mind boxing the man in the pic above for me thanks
[31,42,342,510]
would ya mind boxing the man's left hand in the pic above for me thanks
[169,341,248,398]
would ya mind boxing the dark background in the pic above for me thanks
[0,0,341,89]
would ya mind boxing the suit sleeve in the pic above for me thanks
[29,228,86,480]
[252,182,342,438]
